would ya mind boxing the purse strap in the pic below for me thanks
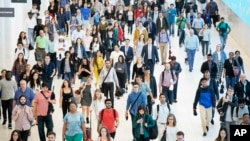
[102,67,112,84]
[129,92,142,112]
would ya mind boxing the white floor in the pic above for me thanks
[1,2,250,141]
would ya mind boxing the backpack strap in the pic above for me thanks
[236,106,239,118]
[156,104,159,120]
[170,70,175,81]
[101,109,116,122]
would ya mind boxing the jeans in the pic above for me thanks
[225,75,236,89]
[173,78,179,100]
[64,72,72,85]
[57,60,62,78]
[146,59,155,75]
[130,113,136,139]
[65,133,83,141]
[186,48,196,70]
[169,23,175,35]
[86,51,92,59]
[37,115,54,141]
[219,34,228,50]
[27,28,34,46]
[201,41,209,56]
[19,130,29,141]
[127,21,133,34]
[178,29,185,45]
[162,86,173,104]
[126,62,131,81]
[1,99,13,124]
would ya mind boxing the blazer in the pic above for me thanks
[156,17,169,33]
[200,61,218,79]
[143,21,157,36]
[141,45,159,64]
[74,45,87,59]
[120,46,134,62]
[60,58,75,77]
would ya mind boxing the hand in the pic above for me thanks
[25,108,29,114]
[125,111,128,117]
[223,97,228,103]
[144,123,148,127]
[196,48,199,51]
[137,119,142,123]
[17,109,22,114]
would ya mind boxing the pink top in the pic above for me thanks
[34,91,53,116]
[12,105,33,131]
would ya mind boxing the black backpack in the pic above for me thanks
[199,0,206,4]
[146,115,158,139]
[161,70,175,84]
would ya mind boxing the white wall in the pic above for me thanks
[0,0,32,70]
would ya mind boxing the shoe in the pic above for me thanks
[174,99,177,103]
[189,69,192,72]
[86,117,89,124]
[2,120,6,125]
[211,119,214,125]
[8,124,12,129]
[206,126,209,132]
[203,132,207,136]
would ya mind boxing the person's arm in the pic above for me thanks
[62,122,67,141]
[113,68,120,88]
[158,73,162,93]
[59,88,63,108]
[26,107,34,121]
[115,110,120,129]
[11,106,19,121]
[193,89,200,110]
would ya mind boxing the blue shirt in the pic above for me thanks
[64,112,85,136]
[168,8,177,24]
[126,92,147,116]
[80,8,91,20]
[14,87,34,107]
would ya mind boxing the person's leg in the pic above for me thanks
[7,99,13,126]
[147,95,152,114]
[109,83,115,108]
[157,123,165,140]
[48,79,53,90]
[201,41,205,56]
[223,34,228,50]
[159,44,164,63]
[190,49,196,70]
[127,62,131,82]
[186,49,192,70]
[199,105,207,134]
[225,76,230,89]
[65,135,74,141]
[45,115,54,136]
[110,132,116,139]
[163,43,168,63]
[20,130,30,141]
[206,107,212,129]
[173,78,179,101]
[73,134,83,141]
[62,102,67,118]
[162,87,169,103]
[130,113,136,138]
[37,116,46,141]
[103,83,109,98]
[1,100,7,124]
[168,90,174,104]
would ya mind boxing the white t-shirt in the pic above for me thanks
[110,51,124,66]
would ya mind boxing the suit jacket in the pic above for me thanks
[156,17,169,33]
[120,46,134,62]
[200,61,218,79]
[143,21,157,36]
[141,45,159,64]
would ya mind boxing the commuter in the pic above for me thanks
[133,21,148,46]
[240,113,250,125]
[184,29,199,72]
[168,3,177,36]
[156,28,171,65]
[56,36,68,79]
[33,82,56,141]
[97,99,119,139]
[27,72,41,93]
[214,127,228,141]
[176,131,185,141]
[156,12,169,35]
[62,102,87,141]
[9,130,23,141]
[24,11,36,47]
[114,55,128,89]
[92,50,104,84]
[200,54,218,79]
[216,17,231,50]
[59,79,74,118]
[110,45,124,66]
[132,57,145,81]
[234,50,245,82]
[199,24,211,58]
[96,127,114,141]
[60,51,75,83]
[206,0,219,27]
[193,78,216,136]
[20,64,32,83]
[47,131,56,141]
[0,71,18,129]
[164,114,178,141]
[216,87,238,140]
[35,30,49,61]
[234,74,250,106]
[42,55,56,90]
[91,89,105,120]
[17,31,29,61]
[176,12,188,48]
[78,57,92,83]
[232,98,249,125]
[12,53,27,83]
[223,52,237,89]
[12,95,33,141]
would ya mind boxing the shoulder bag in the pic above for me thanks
[160,127,167,141]
[129,92,142,113]
[41,91,55,116]
[101,68,111,92]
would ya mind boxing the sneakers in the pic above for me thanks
[206,126,209,132]
[2,120,6,125]
[203,132,207,136]
[86,117,89,124]
[211,119,214,125]
[8,124,12,129]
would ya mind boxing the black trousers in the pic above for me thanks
[103,82,114,107]
[19,130,30,141]
[1,99,13,124]
[116,71,126,88]
[37,115,54,141]
[62,101,70,118]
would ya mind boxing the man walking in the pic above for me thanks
[156,28,171,65]
[216,17,231,50]
[185,29,199,72]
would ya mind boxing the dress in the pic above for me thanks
[62,89,73,117]
[93,57,103,83]
[136,41,144,57]
[80,85,92,106]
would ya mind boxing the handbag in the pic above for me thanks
[160,128,167,141]
[28,43,34,50]
[101,68,111,92]
[220,81,224,94]
[146,115,158,139]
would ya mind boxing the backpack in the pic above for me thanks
[146,115,158,139]
[156,104,171,120]
[199,0,206,4]
[15,48,25,55]
[100,108,116,122]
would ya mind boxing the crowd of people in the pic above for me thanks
[0,0,250,141]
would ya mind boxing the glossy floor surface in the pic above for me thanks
[1,1,250,141]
